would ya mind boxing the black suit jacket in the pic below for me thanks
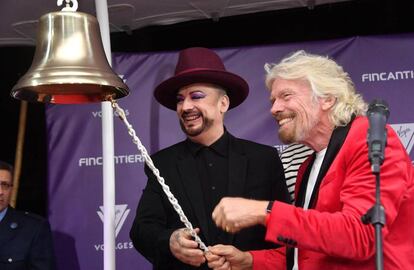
[0,207,56,270]
[130,133,290,269]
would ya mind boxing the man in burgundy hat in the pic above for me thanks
[130,47,290,270]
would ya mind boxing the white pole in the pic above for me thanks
[95,1,116,270]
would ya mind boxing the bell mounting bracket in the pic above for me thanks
[57,0,78,11]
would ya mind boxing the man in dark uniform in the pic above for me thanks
[0,160,56,270]
[130,47,290,269]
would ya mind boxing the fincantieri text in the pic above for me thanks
[362,70,414,82]
[79,154,145,167]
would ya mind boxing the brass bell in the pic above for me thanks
[11,11,129,104]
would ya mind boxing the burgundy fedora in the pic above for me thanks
[154,47,249,110]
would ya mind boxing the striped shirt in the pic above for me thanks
[280,143,314,203]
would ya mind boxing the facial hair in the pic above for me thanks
[179,109,214,137]
[275,112,297,144]
[276,109,319,145]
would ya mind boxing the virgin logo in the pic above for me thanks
[391,123,414,155]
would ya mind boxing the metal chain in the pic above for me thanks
[110,100,209,252]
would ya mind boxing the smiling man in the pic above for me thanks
[206,51,414,270]
[0,160,56,270]
[129,47,290,270]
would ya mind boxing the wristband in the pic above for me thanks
[266,200,274,213]
[265,201,274,226]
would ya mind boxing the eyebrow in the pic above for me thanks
[189,90,205,94]
[177,90,206,96]
[0,180,12,184]
[178,89,203,94]
[280,88,294,93]
[270,88,289,97]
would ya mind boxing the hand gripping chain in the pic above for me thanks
[110,99,209,252]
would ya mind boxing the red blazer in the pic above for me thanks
[251,116,414,269]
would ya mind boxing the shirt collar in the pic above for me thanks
[186,129,229,157]
[209,130,229,157]
[0,207,8,222]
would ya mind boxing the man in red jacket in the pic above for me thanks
[206,50,414,270]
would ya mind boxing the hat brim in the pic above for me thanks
[154,69,249,110]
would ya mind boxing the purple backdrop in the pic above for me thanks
[46,34,414,270]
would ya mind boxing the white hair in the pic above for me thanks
[265,50,367,126]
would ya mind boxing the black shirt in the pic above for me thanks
[186,131,229,244]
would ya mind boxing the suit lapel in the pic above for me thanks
[177,152,210,241]
[308,119,354,208]
[288,122,353,269]
[0,208,18,247]
[227,135,248,197]
[295,154,315,207]
[225,135,248,244]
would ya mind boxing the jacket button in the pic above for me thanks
[277,235,286,242]
[286,238,297,246]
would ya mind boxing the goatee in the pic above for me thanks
[179,115,214,137]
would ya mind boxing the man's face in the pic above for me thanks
[269,78,322,145]
[176,83,228,139]
[0,169,13,212]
